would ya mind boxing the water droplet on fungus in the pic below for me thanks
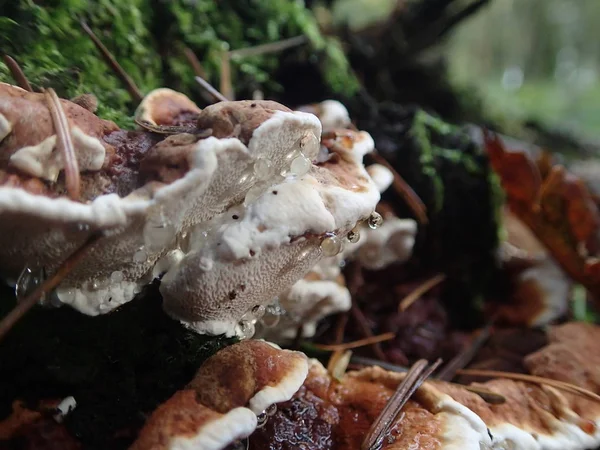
[15,265,45,302]
[289,153,311,177]
[133,247,147,263]
[253,157,272,179]
[368,211,384,229]
[346,227,361,243]
[110,271,124,284]
[321,233,343,257]
[256,411,268,428]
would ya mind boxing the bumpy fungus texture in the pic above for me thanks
[0,1,359,127]
[0,85,381,338]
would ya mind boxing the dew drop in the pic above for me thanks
[110,271,124,284]
[133,248,147,263]
[253,158,272,179]
[133,285,142,295]
[252,304,266,320]
[198,257,214,271]
[346,228,361,244]
[144,212,175,252]
[321,233,343,257]
[238,319,256,340]
[15,266,45,302]
[368,211,383,229]
[289,153,311,177]
[300,132,320,157]
[266,403,278,416]
[244,184,264,206]
[256,412,268,428]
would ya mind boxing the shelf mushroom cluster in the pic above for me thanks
[0,85,405,338]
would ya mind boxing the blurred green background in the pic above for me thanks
[447,0,600,139]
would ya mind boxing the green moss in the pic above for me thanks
[0,0,358,127]
[0,282,236,449]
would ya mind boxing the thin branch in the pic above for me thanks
[0,232,103,342]
[370,152,428,225]
[314,332,395,351]
[80,20,143,103]
[2,55,33,92]
[456,369,600,404]
[183,47,207,78]
[398,273,446,312]
[349,355,505,404]
[228,35,308,58]
[436,318,494,381]
[44,88,80,201]
[194,76,229,103]
[362,358,442,450]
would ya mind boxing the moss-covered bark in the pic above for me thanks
[0,0,358,128]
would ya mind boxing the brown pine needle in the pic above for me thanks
[370,152,428,225]
[44,88,80,201]
[228,35,308,58]
[398,273,446,312]
[0,232,103,342]
[80,20,143,103]
[351,304,389,361]
[183,47,207,78]
[436,318,494,381]
[456,369,600,404]
[464,386,506,405]
[362,358,442,450]
[349,355,505,404]
[194,76,229,103]
[315,332,396,351]
[2,55,33,92]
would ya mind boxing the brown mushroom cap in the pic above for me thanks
[189,340,309,415]
[130,390,257,450]
[135,88,202,127]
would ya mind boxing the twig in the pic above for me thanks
[228,35,308,58]
[456,369,600,403]
[334,312,349,344]
[362,358,442,450]
[314,332,396,351]
[349,355,505,404]
[0,232,103,342]
[183,47,207,78]
[80,20,143,103]
[194,76,229,103]
[436,318,494,381]
[44,88,80,201]
[370,152,428,225]
[2,55,33,92]
[398,273,445,312]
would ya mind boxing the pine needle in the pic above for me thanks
[457,369,600,403]
[195,76,229,103]
[314,332,396,352]
[0,232,103,342]
[2,55,33,92]
[398,274,446,312]
[44,88,80,201]
[362,358,442,450]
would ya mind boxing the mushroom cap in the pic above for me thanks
[135,88,202,127]
[189,340,309,415]
[130,390,257,450]
[159,127,380,336]
[249,359,492,450]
